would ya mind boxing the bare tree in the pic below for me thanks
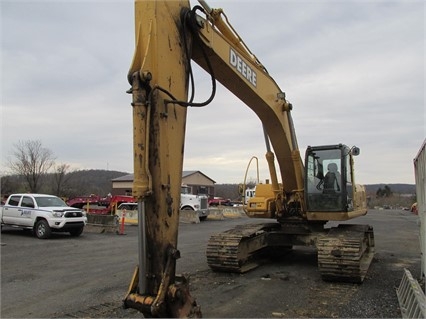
[52,163,72,196]
[8,140,55,192]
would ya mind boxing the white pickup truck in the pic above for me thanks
[1,193,87,239]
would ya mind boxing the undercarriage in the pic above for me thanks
[207,222,375,283]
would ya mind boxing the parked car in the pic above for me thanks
[208,197,231,206]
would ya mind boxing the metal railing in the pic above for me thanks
[396,268,425,319]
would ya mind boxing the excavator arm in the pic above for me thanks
[123,1,197,317]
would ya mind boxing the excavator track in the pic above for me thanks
[317,224,375,283]
[206,222,281,273]
[207,222,375,283]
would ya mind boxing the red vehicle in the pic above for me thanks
[411,202,418,215]
[208,197,231,207]
[66,195,135,215]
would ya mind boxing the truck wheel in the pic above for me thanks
[35,220,51,239]
[69,227,84,237]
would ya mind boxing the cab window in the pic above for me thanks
[21,196,35,208]
[8,195,21,206]
[345,154,354,211]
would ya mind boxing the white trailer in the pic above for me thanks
[396,140,426,319]
[414,139,425,284]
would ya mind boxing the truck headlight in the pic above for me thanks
[52,211,64,217]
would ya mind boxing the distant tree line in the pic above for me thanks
[1,169,128,198]
[2,140,416,209]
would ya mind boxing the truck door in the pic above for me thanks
[2,195,23,224]
[19,196,36,226]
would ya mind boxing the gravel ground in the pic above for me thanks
[4,209,420,318]
[69,209,421,318]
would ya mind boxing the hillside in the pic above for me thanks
[65,170,129,196]
[364,184,416,195]
[1,169,416,204]
[1,169,129,197]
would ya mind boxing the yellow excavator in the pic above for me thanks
[123,0,375,317]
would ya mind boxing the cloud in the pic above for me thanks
[1,0,135,173]
[1,0,424,186]
[187,0,424,184]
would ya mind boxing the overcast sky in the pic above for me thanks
[1,0,424,185]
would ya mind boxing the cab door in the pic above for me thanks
[305,146,346,212]
[19,196,36,226]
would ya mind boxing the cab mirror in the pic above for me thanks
[351,146,360,156]
[238,183,244,195]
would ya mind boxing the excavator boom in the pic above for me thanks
[189,6,305,194]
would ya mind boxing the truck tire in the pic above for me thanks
[69,227,84,237]
[35,219,52,239]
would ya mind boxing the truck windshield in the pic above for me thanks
[35,197,68,207]
[181,186,190,194]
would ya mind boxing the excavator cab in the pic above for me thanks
[305,144,361,215]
